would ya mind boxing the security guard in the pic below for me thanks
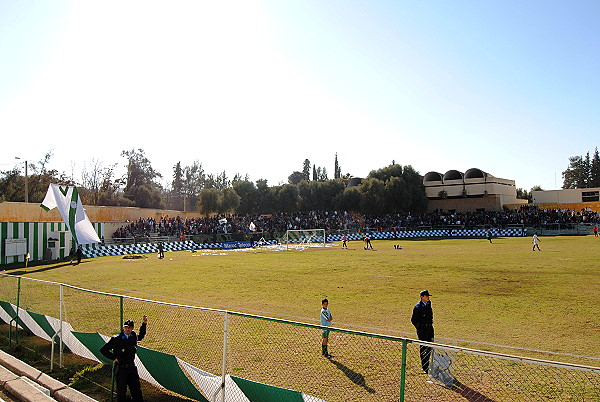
[411,290,434,373]
[100,315,148,401]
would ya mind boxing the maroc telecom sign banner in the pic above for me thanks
[221,241,252,250]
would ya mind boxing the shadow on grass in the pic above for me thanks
[3,261,87,276]
[450,379,494,402]
[328,358,376,394]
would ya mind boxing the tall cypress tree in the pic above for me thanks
[590,148,600,188]
[302,159,311,181]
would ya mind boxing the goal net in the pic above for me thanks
[280,229,326,250]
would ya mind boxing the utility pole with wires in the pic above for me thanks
[15,157,28,203]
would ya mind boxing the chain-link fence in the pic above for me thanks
[1,274,598,401]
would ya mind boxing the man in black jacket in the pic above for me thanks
[100,316,148,401]
[411,290,434,373]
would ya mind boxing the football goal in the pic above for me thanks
[280,229,326,250]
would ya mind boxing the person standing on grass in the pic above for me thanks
[76,245,83,264]
[100,316,148,401]
[320,299,333,358]
[594,226,598,237]
[411,290,434,374]
[364,235,373,250]
[532,232,541,251]
[342,234,348,249]
[486,229,493,243]
[157,241,164,259]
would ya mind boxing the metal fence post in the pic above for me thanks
[213,311,229,402]
[9,277,21,345]
[119,296,124,331]
[399,339,407,402]
[50,284,64,371]
[110,296,124,402]
[59,284,63,367]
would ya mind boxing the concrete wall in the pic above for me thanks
[0,202,203,223]
[426,195,505,213]
[532,188,600,204]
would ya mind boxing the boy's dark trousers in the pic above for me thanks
[115,363,143,401]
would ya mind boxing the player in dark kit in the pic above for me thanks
[100,316,148,401]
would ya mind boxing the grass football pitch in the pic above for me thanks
[5,235,599,365]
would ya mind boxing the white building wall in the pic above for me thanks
[532,188,600,204]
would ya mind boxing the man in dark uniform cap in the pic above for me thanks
[100,315,148,401]
[411,290,434,373]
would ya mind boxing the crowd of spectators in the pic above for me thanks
[112,207,600,240]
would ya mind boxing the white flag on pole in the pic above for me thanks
[40,184,101,245]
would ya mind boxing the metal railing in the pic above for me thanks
[1,274,598,401]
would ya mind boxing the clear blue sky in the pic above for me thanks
[1,0,599,191]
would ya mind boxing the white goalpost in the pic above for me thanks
[280,229,326,250]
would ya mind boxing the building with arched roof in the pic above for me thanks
[423,168,526,212]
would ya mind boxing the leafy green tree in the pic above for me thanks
[359,178,386,214]
[298,180,343,210]
[368,164,404,181]
[401,165,427,212]
[339,187,361,211]
[256,179,268,190]
[128,184,163,209]
[182,161,205,212]
[275,184,299,212]
[288,171,305,185]
[562,155,588,188]
[231,173,249,184]
[233,180,258,214]
[215,171,230,190]
[205,171,229,191]
[218,187,241,213]
[364,163,426,213]
[312,180,344,210]
[0,168,24,202]
[384,176,407,212]
[516,188,531,201]
[297,180,313,210]
[198,188,219,214]
[257,182,277,213]
[121,149,163,208]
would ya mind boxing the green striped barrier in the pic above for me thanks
[0,303,326,402]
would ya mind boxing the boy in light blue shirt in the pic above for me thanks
[320,298,333,358]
